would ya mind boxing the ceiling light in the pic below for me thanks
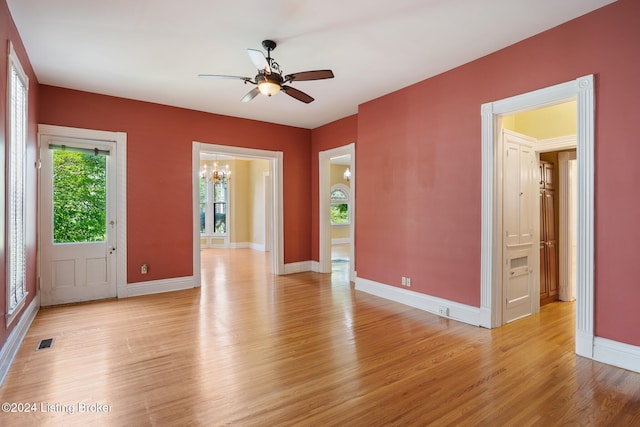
[258,80,281,97]
[256,73,282,97]
[201,161,230,184]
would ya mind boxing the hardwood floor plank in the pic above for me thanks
[0,248,639,426]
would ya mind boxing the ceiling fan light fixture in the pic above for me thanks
[256,73,283,97]
[258,80,281,96]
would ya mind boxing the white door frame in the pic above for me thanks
[558,150,578,302]
[319,143,356,280]
[480,75,595,359]
[38,124,128,300]
[192,142,284,282]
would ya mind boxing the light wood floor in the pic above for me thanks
[1,248,639,426]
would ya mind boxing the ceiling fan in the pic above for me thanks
[198,40,334,104]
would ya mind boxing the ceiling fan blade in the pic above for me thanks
[241,87,261,103]
[284,70,334,83]
[282,85,314,104]
[247,49,271,74]
[198,74,251,82]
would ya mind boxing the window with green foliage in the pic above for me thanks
[53,150,107,243]
[330,185,350,225]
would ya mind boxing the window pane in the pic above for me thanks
[330,203,349,224]
[53,150,107,243]
[214,182,226,202]
[200,203,206,233]
[199,178,206,203]
[214,202,226,234]
[8,64,27,311]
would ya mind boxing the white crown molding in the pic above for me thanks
[536,135,577,153]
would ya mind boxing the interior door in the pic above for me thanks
[502,131,536,323]
[40,137,117,306]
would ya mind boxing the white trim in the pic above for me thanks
[229,242,266,251]
[355,278,481,326]
[37,125,128,299]
[193,142,284,276]
[118,276,195,298]
[593,338,640,374]
[311,261,322,272]
[558,150,577,302]
[0,294,39,386]
[283,261,313,275]
[6,41,29,325]
[480,76,595,360]
[536,135,577,153]
[331,238,351,245]
[319,143,356,276]
[192,145,202,287]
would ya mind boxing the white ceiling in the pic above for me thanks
[7,0,615,129]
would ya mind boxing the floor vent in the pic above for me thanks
[36,338,55,351]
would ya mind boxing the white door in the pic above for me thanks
[40,137,117,306]
[502,130,537,323]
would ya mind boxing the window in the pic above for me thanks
[330,184,350,225]
[7,41,29,324]
[51,148,107,243]
[213,182,227,234]
[200,161,230,236]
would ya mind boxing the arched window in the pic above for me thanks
[330,184,350,225]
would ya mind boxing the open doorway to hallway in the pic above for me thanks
[192,142,284,286]
[329,154,353,283]
[480,75,595,360]
[319,143,355,281]
[501,101,577,320]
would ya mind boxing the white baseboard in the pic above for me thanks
[118,276,196,298]
[283,261,313,275]
[355,277,481,326]
[0,295,40,386]
[331,238,351,245]
[576,330,594,359]
[230,242,266,251]
[311,261,322,273]
[593,337,640,374]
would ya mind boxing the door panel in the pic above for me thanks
[504,251,533,323]
[502,131,536,323]
[40,138,117,306]
[503,141,521,247]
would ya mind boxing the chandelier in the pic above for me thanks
[201,162,231,184]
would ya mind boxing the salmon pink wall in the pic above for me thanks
[310,115,357,261]
[355,0,640,345]
[1,0,39,348]
[38,86,311,283]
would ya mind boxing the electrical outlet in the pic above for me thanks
[406,277,411,287]
[141,263,148,274]
[438,306,449,316]
[401,277,407,286]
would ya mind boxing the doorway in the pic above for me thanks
[319,143,355,281]
[192,142,283,285]
[480,75,595,359]
[38,125,127,306]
